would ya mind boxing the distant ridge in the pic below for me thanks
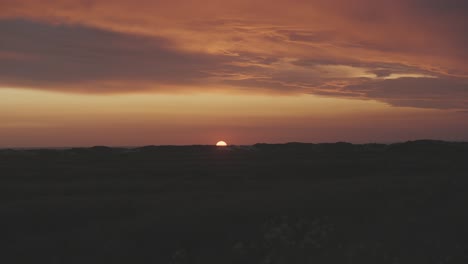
[2,140,468,153]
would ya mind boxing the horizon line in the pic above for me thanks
[1,139,466,150]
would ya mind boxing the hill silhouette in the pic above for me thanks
[1,141,468,263]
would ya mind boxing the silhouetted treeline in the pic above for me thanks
[1,140,468,263]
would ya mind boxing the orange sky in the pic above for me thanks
[0,0,467,146]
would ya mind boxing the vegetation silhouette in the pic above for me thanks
[1,140,468,263]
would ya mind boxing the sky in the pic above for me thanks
[1,0,468,147]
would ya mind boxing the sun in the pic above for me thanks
[216,141,228,147]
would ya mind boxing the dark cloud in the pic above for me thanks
[344,77,468,109]
[276,29,336,43]
[0,19,230,91]
[303,59,436,76]
[292,59,427,74]
[410,0,468,15]
[371,70,393,78]
[407,0,468,59]
[1,18,467,110]
[224,71,468,109]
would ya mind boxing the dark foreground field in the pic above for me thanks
[2,141,468,263]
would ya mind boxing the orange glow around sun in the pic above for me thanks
[1,0,468,147]
[216,141,228,147]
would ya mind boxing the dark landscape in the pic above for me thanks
[2,0,468,263]
[2,140,468,263]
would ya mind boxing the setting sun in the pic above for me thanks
[2,1,468,263]
[216,141,228,147]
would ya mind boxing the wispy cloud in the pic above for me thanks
[0,0,467,109]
